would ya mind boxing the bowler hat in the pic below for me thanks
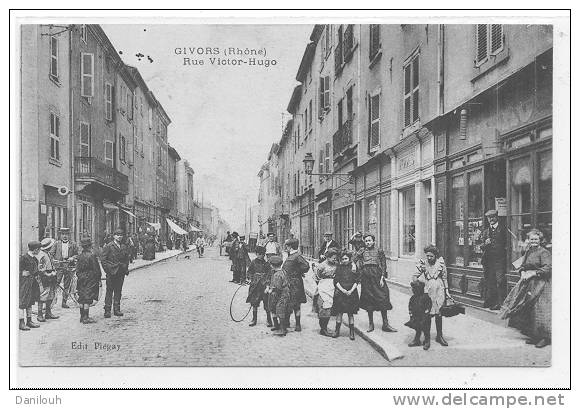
[59,227,70,233]
[40,238,55,251]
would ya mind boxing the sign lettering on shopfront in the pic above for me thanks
[398,152,416,172]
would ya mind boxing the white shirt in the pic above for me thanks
[265,241,278,255]
[61,242,69,258]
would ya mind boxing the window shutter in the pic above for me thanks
[81,53,94,97]
[50,36,58,78]
[324,76,330,109]
[476,24,488,64]
[319,79,324,116]
[412,57,420,122]
[319,149,324,174]
[370,25,380,59]
[325,142,331,173]
[490,24,503,54]
[370,94,380,149]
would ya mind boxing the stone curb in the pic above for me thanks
[128,247,195,273]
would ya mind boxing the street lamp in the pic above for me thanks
[302,152,352,180]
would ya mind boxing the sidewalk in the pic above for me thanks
[301,260,551,365]
[128,246,194,273]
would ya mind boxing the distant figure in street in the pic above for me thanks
[19,241,42,331]
[246,246,273,327]
[405,280,432,349]
[318,232,339,263]
[358,234,396,333]
[166,235,174,250]
[142,232,156,261]
[282,238,310,332]
[75,237,102,324]
[101,229,130,318]
[313,248,338,337]
[264,233,282,261]
[481,209,508,310]
[182,236,188,252]
[196,235,206,257]
[36,238,59,322]
[51,227,79,309]
[500,229,552,348]
[414,244,451,349]
[267,255,290,336]
[224,231,233,256]
[332,251,360,340]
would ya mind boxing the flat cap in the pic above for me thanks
[28,240,41,250]
[484,209,498,217]
[268,255,283,266]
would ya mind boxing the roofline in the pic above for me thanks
[286,85,302,114]
[295,42,316,82]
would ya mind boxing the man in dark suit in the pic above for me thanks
[50,227,79,308]
[283,238,310,332]
[101,229,130,318]
[318,232,340,262]
[481,209,508,310]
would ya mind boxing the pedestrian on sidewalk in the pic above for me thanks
[76,237,102,324]
[36,238,59,322]
[267,256,290,336]
[19,241,42,331]
[481,209,508,310]
[313,248,338,337]
[101,229,130,318]
[282,238,310,332]
[332,251,360,340]
[246,246,273,327]
[358,234,397,333]
[500,229,551,348]
[405,280,432,350]
[414,244,451,348]
[142,232,156,261]
[50,227,78,309]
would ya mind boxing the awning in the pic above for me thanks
[147,222,161,231]
[189,224,202,232]
[103,201,119,210]
[121,209,137,218]
[166,218,188,235]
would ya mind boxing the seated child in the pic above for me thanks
[405,280,433,350]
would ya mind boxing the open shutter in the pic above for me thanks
[319,149,324,174]
[412,57,419,123]
[81,53,94,97]
[370,94,380,150]
[404,63,412,126]
[325,142,331,173]
[476,24,488,64]
[490,24,503,54]
[324,76,330,109]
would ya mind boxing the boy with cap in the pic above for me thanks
[50,227,78,309]
[266,255,290,336]
[101,229,130,317]
[283,238,310,332]
[36,238,59,321]
[246,246,273,327]
[19,241,42,330]
[76,237,102,324]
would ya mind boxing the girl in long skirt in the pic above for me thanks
[358,234,396,333]
[76,237,102,324]
[332,251,360,340]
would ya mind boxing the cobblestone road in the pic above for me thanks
[19,247,386,366]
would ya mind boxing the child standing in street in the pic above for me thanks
[405,280,433,350]
[266,256,290,336]
[332,251,360,340]
[246,246,273,327]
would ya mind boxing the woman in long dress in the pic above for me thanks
[500,229,551,348]
[358,234,396,333]
[313,248,339,337]
[76,237,102,324]
[414,244,451,350]
[332,251,360,340]
[142,233,156,261]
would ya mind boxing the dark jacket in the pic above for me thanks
[318,239,340,260]
[50,240,79,261]
[101,240,130,276]
[481,223,508,269]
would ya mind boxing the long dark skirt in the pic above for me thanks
[359,265,392,312]
[19,276,40,309]
[142,242,156,260]
[76,271,101,304]
[332,288,360,315]
[288,276,307,307]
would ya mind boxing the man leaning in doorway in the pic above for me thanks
[50,227,78,309]
[481,209,508,310]
[264,233,282,262]
[101,229,130,318]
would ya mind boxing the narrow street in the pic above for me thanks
[19,247,385,366]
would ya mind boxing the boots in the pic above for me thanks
[249,308,258,327]
[26,317,40,328]
[319,318,331,337]
[332,322,342,338]
[367,311,375,332]
[19,318,30,331]
[82,308,96,324]
[294,313,301,332]
[104,308,111,318]
[266,312,273,327]
[381,310,397,332]
[45,304,59,319]
[113,304,124,317]
[270,317,280,331]
[273,315,287,336]
[435,316,448,346]
[349,324,355,341]
[408,330,422,347]
[423,316,431,350]
[80,308,84,323]
[61,299,69,309]
[37,303,46,322]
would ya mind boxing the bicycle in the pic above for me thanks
[52,259,79,308]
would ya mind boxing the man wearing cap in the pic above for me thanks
[19,241,42,330]
[318,232,339,263]
[481,209,508,310]
[50,227,79,309]
[36,238,60,321]
[282,238,310,332]
[264,233,282,262]
[101,229,130,318]
[231,235,251,284]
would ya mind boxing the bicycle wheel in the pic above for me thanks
[229,282,252,322]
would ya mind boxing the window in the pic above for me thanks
[140,96,143,116]
[81,53,94,98]
[105,140,114,168]
[319,149,324,174]
[404,54,420,127]
[127,90,134,120]
[49,112,60,161]
[324,142,331,173]
[475,24,504,66]
[105,83,113,120]
[400,187,416,256]
[319,76,330,117]
[45,205,67,238]
[148,107,153,128]
[321,25,332,59]
[119,134,126,163]
[49,35,59,80]
[78,201,93,241]
[369,24,381,60]
[304,108,308,135]
[369,93,380,152]
[80,24,87,43]
[335,25,343,72]
[343,24,354,58]
[308,100,313,130]
[79,122,91,157]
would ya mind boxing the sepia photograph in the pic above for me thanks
[9,9,571,391]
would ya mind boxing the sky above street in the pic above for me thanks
[102,24,312,232]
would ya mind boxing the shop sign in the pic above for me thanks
[495,197,507,217]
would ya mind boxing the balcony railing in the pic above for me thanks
[333,119,353,156]
[75,157,129,194]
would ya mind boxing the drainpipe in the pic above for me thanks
[69,25,76,240]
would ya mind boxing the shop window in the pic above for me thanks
[537,150,552,247]
[450,175,465,266]
[509,156,532,262]
[45,205,67,238]
[400,187,415,256]
[467,170,484,267]
[380,193,391,254]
